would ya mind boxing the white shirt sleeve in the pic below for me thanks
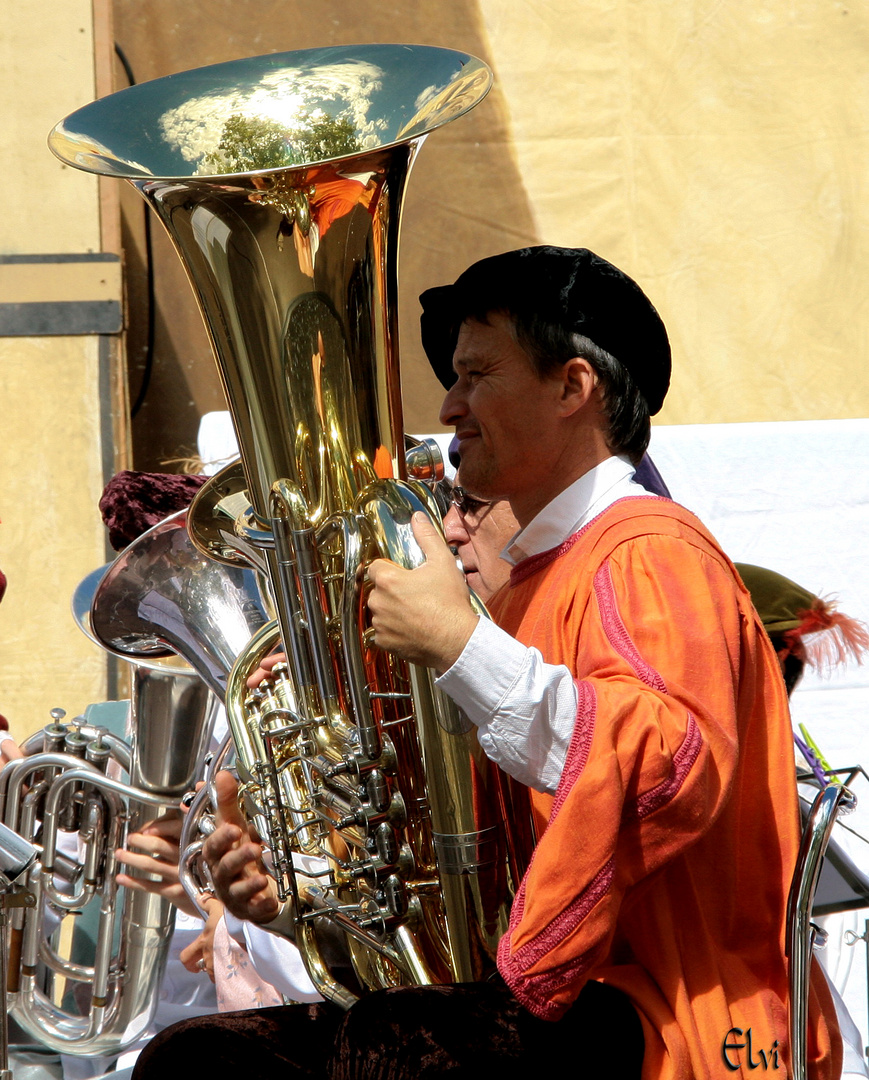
[435,617,578,795]
[223,911,322,1002]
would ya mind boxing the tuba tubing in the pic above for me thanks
[1,736,184,1052]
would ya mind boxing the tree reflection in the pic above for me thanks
[202,110,362,173]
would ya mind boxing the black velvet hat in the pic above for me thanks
[419,246,671,415]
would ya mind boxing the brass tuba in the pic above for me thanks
[50,45,527,1007]
[0,512,240,1054]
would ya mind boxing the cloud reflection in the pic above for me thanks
[159,60,391,173]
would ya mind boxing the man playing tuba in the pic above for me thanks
[132,247,842,1080]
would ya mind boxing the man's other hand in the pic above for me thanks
[202,770,280,926]
[367,512,479,673]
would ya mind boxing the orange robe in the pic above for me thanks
[488,498,840,1080]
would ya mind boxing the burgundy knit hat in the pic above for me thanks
[99,471,207,550]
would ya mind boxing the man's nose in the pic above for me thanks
[443,505,470,547]
[439,381,466,427]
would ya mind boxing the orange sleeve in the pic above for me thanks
[497,535,747,1019]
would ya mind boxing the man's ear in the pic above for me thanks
[557,357,599,417]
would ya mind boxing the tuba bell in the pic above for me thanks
[50,45,530,1007]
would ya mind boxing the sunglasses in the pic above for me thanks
[449,486,493,516]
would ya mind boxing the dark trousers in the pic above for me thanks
[131,979,644,1080]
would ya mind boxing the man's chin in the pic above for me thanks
[455,437,481,467]
[453,452,493,496]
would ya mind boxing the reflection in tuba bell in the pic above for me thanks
[50,45,532,1007]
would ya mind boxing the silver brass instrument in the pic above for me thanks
[50,45,529,1007]
[0,510,265,1053]
[0,707,195,1056]
[84,509,270,915]
[86,510,269,701]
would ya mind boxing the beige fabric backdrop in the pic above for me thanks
[478,0,869,429]
[111,0,869,449]
[0,2,113,737]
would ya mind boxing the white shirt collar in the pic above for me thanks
[503,455,650,565]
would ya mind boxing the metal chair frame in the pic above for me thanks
[787,783,857,1080]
